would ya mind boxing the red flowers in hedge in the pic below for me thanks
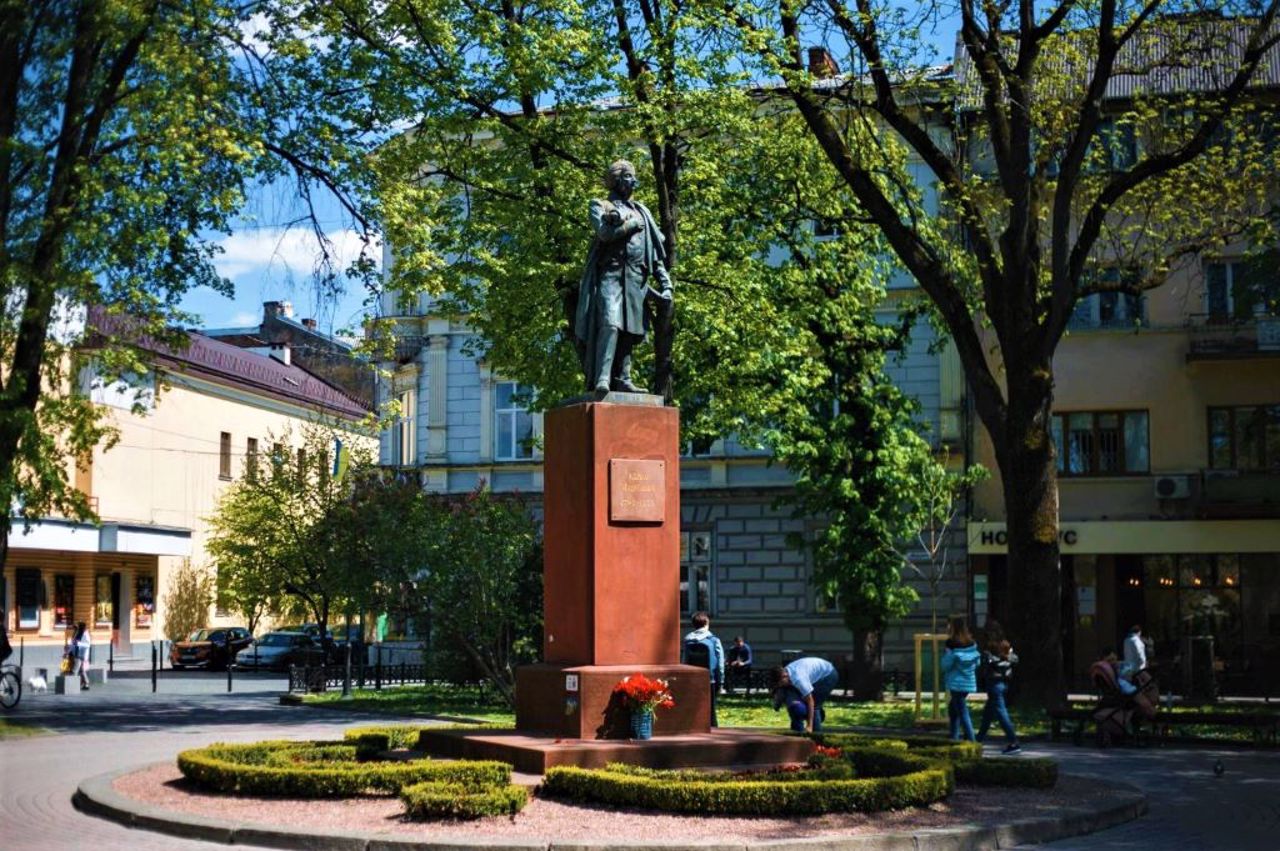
[613,674,676,713]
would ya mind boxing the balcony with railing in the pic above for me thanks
[1186,313,1280,360]
[1198,469,1280,518]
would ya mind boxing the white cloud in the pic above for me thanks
[214,227,381,282]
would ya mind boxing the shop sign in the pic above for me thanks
[977,528,1079,547]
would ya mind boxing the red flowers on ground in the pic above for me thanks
[613,674,676,714]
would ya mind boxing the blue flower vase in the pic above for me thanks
[630,709,654,740]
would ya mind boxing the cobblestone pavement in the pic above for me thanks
[4,678,1278,851]
[1,673,372,851]
[1000,740,1280,850]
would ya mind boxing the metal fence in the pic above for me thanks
[287,661,434,693]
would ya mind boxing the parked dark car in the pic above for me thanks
[329,624,366,664]
[234,631,325,672]
[170,627,253,670]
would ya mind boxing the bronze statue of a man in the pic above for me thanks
[574,160,673,394]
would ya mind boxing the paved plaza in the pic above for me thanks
[2,677,1278,850]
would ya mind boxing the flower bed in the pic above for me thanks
[541,748,952,815]
[176,739,525,819]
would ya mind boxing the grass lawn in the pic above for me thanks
[0,718,52,739]
[302,684,1052,733]
[303,682,1279,744]
[303,683,515,724]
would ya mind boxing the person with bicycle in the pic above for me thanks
[0,619,19,709]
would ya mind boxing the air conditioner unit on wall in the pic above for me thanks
[1154,475,1192,500]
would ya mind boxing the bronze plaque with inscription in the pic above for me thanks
[609,459,665,523]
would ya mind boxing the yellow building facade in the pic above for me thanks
[2,328,372,670]
[969,261,1280,693]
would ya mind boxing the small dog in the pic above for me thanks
[27,674,48,693]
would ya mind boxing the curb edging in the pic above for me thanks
[74,764,1147,850]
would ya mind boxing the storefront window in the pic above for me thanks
[54,574,74,629]
[135,575,155,628]
[1143,553,1246,675]
[94,574,112,627]
[16,569,40,629]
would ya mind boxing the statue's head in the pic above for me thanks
[605,159,638,198]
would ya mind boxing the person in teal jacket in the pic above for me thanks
[941,616,981,742]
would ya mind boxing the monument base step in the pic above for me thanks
[417,727,814,774]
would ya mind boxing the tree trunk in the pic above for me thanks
[999,364,1064,706]
[846,629,884,702]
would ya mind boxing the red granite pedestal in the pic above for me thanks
[417,727,814,774]
[420,393,811,771]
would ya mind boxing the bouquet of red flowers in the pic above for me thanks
[613,673,675,714]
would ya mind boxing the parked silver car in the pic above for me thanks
[234,631,324,672]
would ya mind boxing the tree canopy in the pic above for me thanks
[712,0,1280,696]
[0,0,379,576]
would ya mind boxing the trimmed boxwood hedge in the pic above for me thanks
[813,732,1056,789]
[814,732,983,761]
[342,725,430,758]
[177,740,510,797]
[401,780,529,819]
[952,757,1058,788]
[541,748,952,815]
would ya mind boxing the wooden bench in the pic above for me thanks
[724,667,772,695]
[1150,711,1280,745]
[1048,706,1280,746]
[1047,707,1093,744]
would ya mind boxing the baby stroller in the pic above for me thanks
[1089,661,1160,747]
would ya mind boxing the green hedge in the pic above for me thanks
[342,725,431,759]
[263,744,359,767]
[813,732,982,761]
[541,748,951,815]
[177,741,510,797]
[813,732,1053,789]
[952,757,1058,788]
[401,781,529,819]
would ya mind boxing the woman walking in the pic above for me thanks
[70,622,92,691]
[941,616,980,742]
[977,626,1022,754]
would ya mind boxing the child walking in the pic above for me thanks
[977,633,1021,754]
[941,616,980,742]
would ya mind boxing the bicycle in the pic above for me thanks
[0,664,20,710]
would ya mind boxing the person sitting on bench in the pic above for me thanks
[726,636,753,692]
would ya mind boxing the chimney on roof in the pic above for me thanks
[301,318,318,331]
[263,300,294,320]
[269,342,291,367]
[808,47,840,79]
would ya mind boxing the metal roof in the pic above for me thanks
[87,307,371,419]
[953,17,1280,109]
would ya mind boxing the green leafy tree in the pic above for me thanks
[413,486,542,706]
[206,426,376,642]
[163,559,215,642]
[0,0,377,580]
[265,1,945,684]
[717,1,1280,698]
[899,452,990,637]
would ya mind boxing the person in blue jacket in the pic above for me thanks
[682,611,725,727]
[941,616,981,742]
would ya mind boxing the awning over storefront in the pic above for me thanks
[7,517,192,557]
[969,520,1280,555]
